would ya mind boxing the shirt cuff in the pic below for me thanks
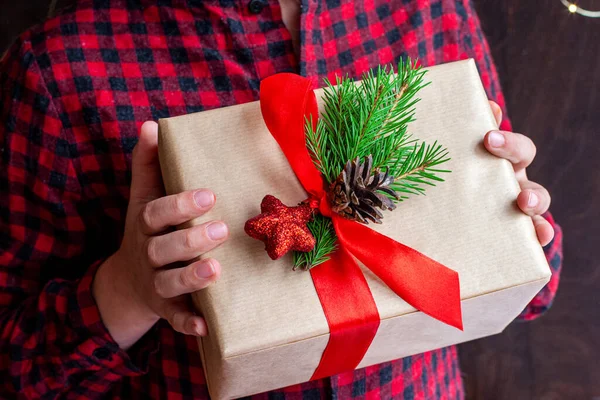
[70,259,160,378]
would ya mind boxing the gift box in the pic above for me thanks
[157,59,550,399]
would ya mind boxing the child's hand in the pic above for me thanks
[93,121,228,350]
[484,101,554,246]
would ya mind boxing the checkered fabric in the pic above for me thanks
[0,0,562,398]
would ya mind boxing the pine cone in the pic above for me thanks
[328,155,400,224]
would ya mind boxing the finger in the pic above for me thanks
[484,130,537,172]
[154,258,221,298]
[130,121,165,203]
[162,300,207,336]
[139,189,215,235]
[516,181,551,216]
[489,100,503,126]
[532,215,554,247]
[145,221,229,267]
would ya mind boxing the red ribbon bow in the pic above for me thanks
[260,73,462,380]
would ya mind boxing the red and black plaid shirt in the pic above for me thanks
[0,0,563,398]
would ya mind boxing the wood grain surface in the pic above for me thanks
[0,1,598,399]
[463,1,600,399]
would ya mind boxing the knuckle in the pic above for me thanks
[139,203,154,232]
[153,275,166,297]
[510,134,534,164]
[184,229,198,251]
[504,131,517,151]
[179,268,195,289]
[184,226,207,252]
[173,194,189,216]
[145,238,161,267]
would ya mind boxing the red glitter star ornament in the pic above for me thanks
[244,195,316,260]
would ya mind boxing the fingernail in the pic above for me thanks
[194,190,214,208]
[488,131,505,148]
[196,260,215,278]
[527,192,539,208]
[207,222,228,240]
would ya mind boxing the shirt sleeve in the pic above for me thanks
[458,0,564,320]
[0,36,157,398]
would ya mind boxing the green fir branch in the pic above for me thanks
[293,214,337,270]
[306,58,434,184]
[388,141,451,199]
[296,58,451,270]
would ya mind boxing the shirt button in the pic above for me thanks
[248,0,267,14]
[92,347,112,360]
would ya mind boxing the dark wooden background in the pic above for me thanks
[462,1,600,399]
[1,1,599,399]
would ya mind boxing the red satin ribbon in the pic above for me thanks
[260,73,463,380]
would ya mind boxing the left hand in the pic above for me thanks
[484,101,554,246]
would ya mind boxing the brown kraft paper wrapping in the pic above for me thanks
[157,59,551,399]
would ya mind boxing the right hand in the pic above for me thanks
[92,121,229,350]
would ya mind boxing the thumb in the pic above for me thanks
[130,121,164,204]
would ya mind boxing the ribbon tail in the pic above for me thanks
[333,216,463,330]
[309,246,380,380]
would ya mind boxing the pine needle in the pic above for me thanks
[296,58,451,269]
[305,57,443,187]
[293,214,337,270]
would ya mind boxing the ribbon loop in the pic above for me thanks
[259,73,463,379]
[260,74,323,197]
